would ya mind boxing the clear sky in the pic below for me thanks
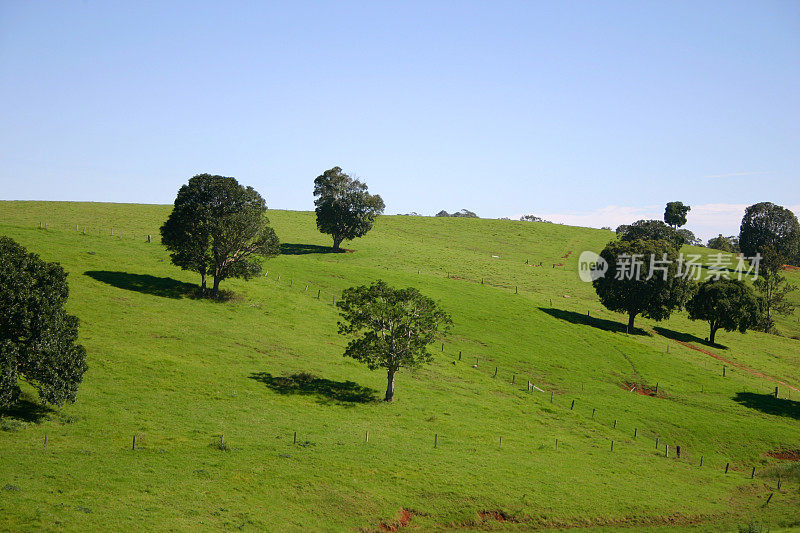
[1,1,798,240]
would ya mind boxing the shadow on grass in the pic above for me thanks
[0,398,53,425]
[538,308,650,336]
[733,392,800,420]
[249,372,378,405]
[280,243,339,255]
[653,326,728,349]
[85,271,203,299]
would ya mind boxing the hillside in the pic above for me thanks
[1,201,799,532]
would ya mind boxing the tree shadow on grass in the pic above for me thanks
[0,398,53,425]
[280,243,339,255]
[538,308,651,336]
[733,392,800,420]
[653,326,728,350]
[249,372,378,405]
[85,271,201,299]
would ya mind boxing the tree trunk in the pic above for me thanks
[627,312,636,331]
[709,324,718,344]
[332,235,343,252]
[384,368,395,402]
[201,272,207,293]
[212,276,221,299]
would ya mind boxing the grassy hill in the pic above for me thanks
[1,201,799,532]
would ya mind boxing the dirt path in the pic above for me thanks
[664,336,800,393]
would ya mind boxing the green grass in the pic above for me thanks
[1,201,799,532]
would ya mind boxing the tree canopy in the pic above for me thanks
[677,228,702,246]
[707,234,739,253]
[738,202,800,261]
[313,167,385,251]
[664,201,691,229]
[0,237,87,409]
[738,203,800,332]
[686,278,760,344]
[160,174,280,298]
[619,220,684,249]
[593,239,690,330]
[336,280,451,402]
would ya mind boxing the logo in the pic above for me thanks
[578,251,608,282]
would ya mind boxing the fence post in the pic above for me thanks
[293,431,297,444]
[725,462,729,474]
[570,400,575,410]
[44,434,48,451]
[147,235,151,243]
[132,435,136,450]
[676,445,681,458]
[613,419,617,429]
[700,456,703,467]
[655,437,659,449]
[434,434,438,448]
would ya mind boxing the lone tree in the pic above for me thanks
[686,278,760,344]
[738,202,800,331]
[0,237,87,409]
[664,202,691,229]
[336,280,452,402]
[739,202,800,260]
[619,220,684,249]
[593,239,690,330]
[161,174,280,298]
[313,167,385,251]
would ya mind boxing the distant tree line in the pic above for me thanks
[435,209,479,218]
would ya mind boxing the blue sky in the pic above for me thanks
[1,1,798,239]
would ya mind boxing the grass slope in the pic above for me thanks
[1,201,799,532]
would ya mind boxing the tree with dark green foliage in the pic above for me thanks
[752,246,796,332]
[619,220,684,249]
[738,203,800,331]
[686,278,760,344]
[336,280,451,402]
[739,202,800,260]
[161,174,280,298]
[707,234,739,253]
[0,237,87,409]
[313,167,385,251]
[593,239,690,330]
[664,201,691,229]
[677,228,702,246]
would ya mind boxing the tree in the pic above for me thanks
[0,237,87,409]
[593,239,690,330]
[739,202,800,261]
[664,201,691,229]
[161,174,280,298]
[336,280,452,402]
[707,234,739,253]
[313,167,385,251]
[752,245,796,332]
[677,228,702,246]
[619,220,684,249]
[738,203,800,331]
[686,278,760,344]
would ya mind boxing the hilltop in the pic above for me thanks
[1,201,799,531]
